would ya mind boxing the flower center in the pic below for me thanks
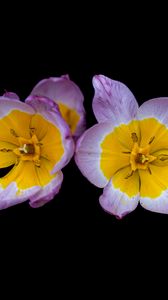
[19,143,35,154]
[130,133,156,172]
[13,134,42,167]
[135,153,149,164]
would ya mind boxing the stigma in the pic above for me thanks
[13,134,41,167]
[19,144,35,154]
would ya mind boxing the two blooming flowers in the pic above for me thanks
[1,74,168,218]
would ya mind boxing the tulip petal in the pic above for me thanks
[138,97,168,125]
[137,99,168,152]
[3,91,20,100]
[0,182,40,210]
[0,97,35,118]
[75,122,131,188]
[0,161,42,209]
[29,171,63,208]
[30,76,85,137]
[0,141,17,168]
[0,157,62,209]
[0,97,35,145]
[99,166,139,218]
[92,75,139,124]
[139,164,168,214]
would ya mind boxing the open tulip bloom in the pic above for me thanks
[0,94,74,209]
[75,75,168,218]
[30,75,86,139]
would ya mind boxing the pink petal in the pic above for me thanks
[99,174,139,219]
[137,97,168,126]
[92,75,139,124]
[3,91,20,100]
[75,122,116,188]
[0,182,41,210]
[0,96,35,118]
[30,75,85,138]
[140,190,168,215]
[29,171,63,208]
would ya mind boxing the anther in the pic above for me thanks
[29,127,36,136]
[159,155,168,161]
[148,166,152,174]
[125,170,134,179]
[0,148,12,152]
[35,160,40,167]
[122,151,131,154]
[10,129,19,137]
[149,136,155,144]
[131,132,138,143]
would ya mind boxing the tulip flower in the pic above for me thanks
[30,75,85,139]
[0,95,74,209]
[75,75,168,218]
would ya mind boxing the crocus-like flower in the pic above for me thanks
[75,74,168,218]
[0,94,74,209]
[30,75,85,139]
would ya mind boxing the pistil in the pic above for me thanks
[130,133,156,171]
[13,134,41,166]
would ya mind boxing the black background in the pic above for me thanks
[0,7,168,277]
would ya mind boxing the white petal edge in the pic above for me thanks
[29,171,63,208]
[0,183,41,210]
[99,180,139,219]
[3,91,20,100]
[137,97,168,126]
[0,97,35,119]
[140,190,168,214]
